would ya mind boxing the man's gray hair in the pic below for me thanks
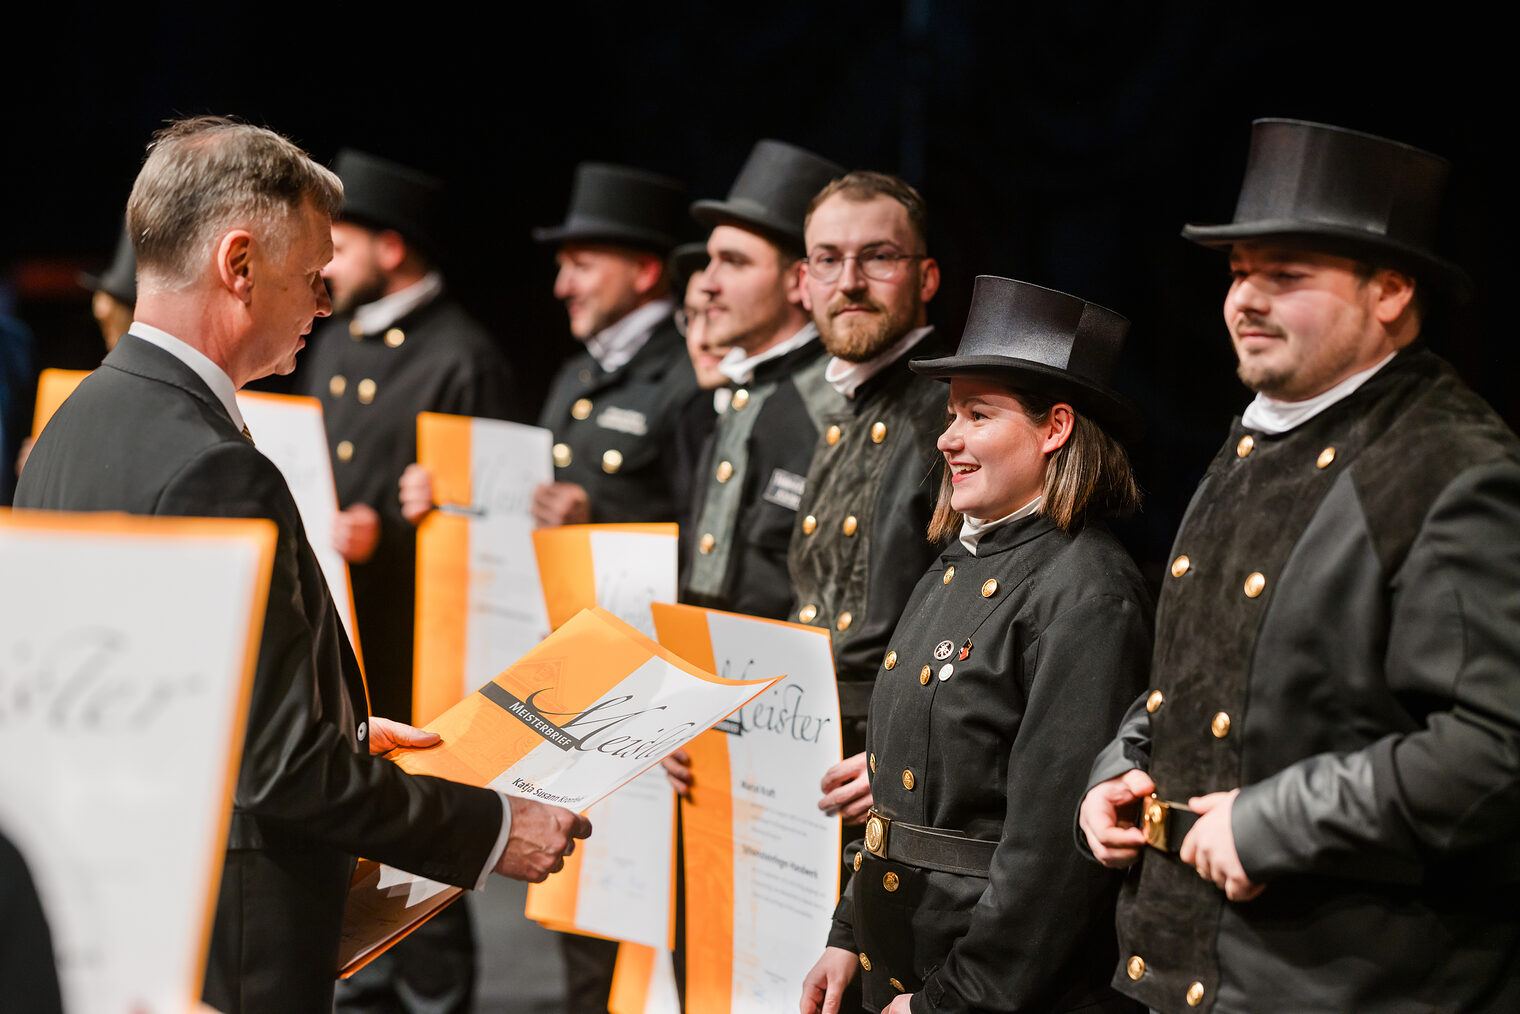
[127,116,343,291]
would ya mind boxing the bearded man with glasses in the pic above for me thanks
[786,171,947,831]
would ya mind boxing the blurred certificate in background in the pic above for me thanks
[653,604,842,1014]
[413,411,553,722]
[237,390,361,655]
[0,510,274,1014]
[31,373,362,660]
[528,523,679,949]
[340,607,778,974]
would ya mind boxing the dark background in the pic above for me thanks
[1,2,1506,580]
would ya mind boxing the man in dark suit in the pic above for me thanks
[15,116,590,1014]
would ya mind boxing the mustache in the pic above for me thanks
[827,296,885,316]
[1232,314,1284,338]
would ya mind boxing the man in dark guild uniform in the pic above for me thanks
[788,171,946,821]
[301,149,517,725]
[531,162,698,528]
[1079,120,1520,1013]
[680,139,844,620]
[298,149,518,1014]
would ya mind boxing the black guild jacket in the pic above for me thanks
[832,516,1152,1014]
[1085,346,1520,1014]
[680,337,844,620]
[16,336,503,1014]
[300,296,517,721]
[538,317,699,523]
[787,331,951,749]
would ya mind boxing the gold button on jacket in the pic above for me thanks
[328,375,347,397]
[602,449,623,473]
[1146,690,1164,713]
[943,565,955,584]
[731,388,750,409]
[1236,434,1255,458]
[842,515,858,536]
[1211,711,1231,738]
[826,424,842,445]
[1127,955,1145,980]
[901,769,914,790]
[336,440,354,462]
[383,327,405,348]
[571,397,593,420]
[356,378,377,404]
[799,604,818,623]
[716,460,734,483]
[552,443,573,468]
[1243,571,1266,598]
[836,611,853,631]
[883,651,897,670]
[1171,554,1190,578]
[871,421,887,443]
[802,514,817,535]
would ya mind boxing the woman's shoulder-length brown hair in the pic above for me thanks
[926,387,1140,543]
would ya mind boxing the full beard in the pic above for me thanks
[818,301,906,363]
[331,271,388,318]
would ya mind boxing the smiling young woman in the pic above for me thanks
[800,276,1152,1014]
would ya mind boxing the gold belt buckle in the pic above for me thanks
[864,809,890,858]
[1141,794,1170,851]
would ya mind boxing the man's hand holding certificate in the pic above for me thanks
[341,606,780,972]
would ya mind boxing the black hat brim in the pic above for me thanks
[1181,220,1473,304]
[910,353,1144,445]
[689,198,802,250]
[532,218,678,254]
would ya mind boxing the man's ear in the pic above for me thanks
[375,229,408,273]
[784,256,808,309]
[1371,268,1416,325]
[217,229,255,303]
[631,253,665,297]
[918,257,941,304]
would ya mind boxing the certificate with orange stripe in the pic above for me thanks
[30,372,362,663]
[339,607,780,974]
[652,604,843,1014]
[236,390,361,658]
[0,509,274,1014]
[413,411,553,723]
[527,523,679,949]
[609,943,682,1014]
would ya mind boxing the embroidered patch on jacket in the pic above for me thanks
[762,468,806,511]
[596,406,648,436]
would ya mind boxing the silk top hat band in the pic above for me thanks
[690,139,843,250]
[533,162,686,254]
[1181,118,1471,301]
[911,275,1142,443]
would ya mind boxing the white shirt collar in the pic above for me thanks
[350,270,444,336]
[717,321,818,386]
[958,495,1043,555]
[585,298,673,373]
[1241,352,1397,435]
[129,322,245,431]
[824,325,933,399]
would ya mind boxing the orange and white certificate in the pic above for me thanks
[339,607,780,974]
[0,509,274,1014]
[652,604,844,1014]
[527,524,679,949]
[609,943,682,1014]
[236,390,361,655]
[413,411,553,723]
[30,372,362,659]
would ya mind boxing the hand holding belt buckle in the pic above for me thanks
[1141,794,1201,853]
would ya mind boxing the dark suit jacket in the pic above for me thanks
[15,335,503,1014]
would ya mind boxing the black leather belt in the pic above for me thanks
[861,809,995,878]
[1141,795,1200,853]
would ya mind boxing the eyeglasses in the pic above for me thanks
[805,247,926,284]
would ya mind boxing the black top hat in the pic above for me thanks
[690,140,843,251]
[1182,119,1471,301]
[669,242,710,294]
[79,224,136,305]
[332,149,447,262]
[911,276,1142,443]
[533,163,686,254]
